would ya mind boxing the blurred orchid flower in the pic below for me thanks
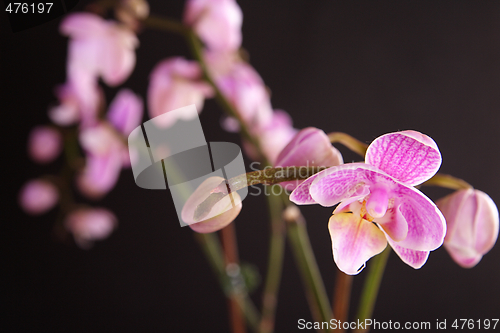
[182,177,242,233]
[184,0,243,52]
[107,89,144,136]
[243,110,297,164]
[48,78,100,127]
[77,122,126,198]
[64,208,117,249]
[290,131,446,274]
[274,127,343,190]
[60,13,139,87]
[116,0,150,29]
[19,180,59,215]
[212,58,273,132]
[437,189,499,268]
[148,57,213,127]
[28,126,62,164]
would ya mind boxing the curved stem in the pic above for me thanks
[354,247,391,333]
[259,193,286,333]
[332,270,353,332]
[421,173,472,190]
[195,232,260,332]
[328,132,368,157]
[220,223,246,333]
[284,202,333,331]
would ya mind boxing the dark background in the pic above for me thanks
[2,1,500,332]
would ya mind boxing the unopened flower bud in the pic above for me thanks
[19,179,59,215]
[437,189,499,268]
[28,126,62,163]
[182,176,242,233]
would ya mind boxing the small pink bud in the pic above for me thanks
[28,126,62,163]
[182,177,242,233]
[65,208,117,249]
[184,0,243,52]
[276,127,343,168]
[437,189,499,268]
[19,180,59,215]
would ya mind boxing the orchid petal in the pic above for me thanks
[365,131,441,186]
[182,177,242,233]
[309,163,397,207]
[289,170,327,205]
[329,203,387,275]
[387,237,430,269]
[393,185,447,251]
[376,202,408,242]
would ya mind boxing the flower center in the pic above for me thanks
[365,185,389,219]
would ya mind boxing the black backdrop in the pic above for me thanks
[3,1,500,332]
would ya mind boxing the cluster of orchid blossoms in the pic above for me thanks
[19,0,499,328]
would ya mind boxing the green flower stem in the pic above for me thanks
[421,173,473,190]
[332,270,353,332]
[354,247,391,333]
[284,201,333,330]
[259,193,286,333]
[142,15,190,36]
[328,132,368,157]
[194,167,327,222]
[195,232,260,332]
[220,223,247,333]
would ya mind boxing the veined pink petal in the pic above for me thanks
[289,171,325,205]
[309,163,398,207]
[438,189,499,268]
[386,236,430,269]
[329,202,387,275]
[394,185,447,251]
[365,131,441,186]
[182,176,242,232]
[107,89,143,136]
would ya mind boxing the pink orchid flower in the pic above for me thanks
[215,60,274,133]
[184,0,243,52]
[28,126,62,164]
[60,13,139,87]
[64,208,117,249]
[274,127,343,191]
[290,130,446,274]
[242,110,297,164]
[77,122,127,198]
[148,57,213,127]
[48,78,100,127]
[437,189,499,268]
[107,89,144,136]
[19,179,59,215]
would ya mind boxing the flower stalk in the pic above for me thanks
[328,132,368,157]
[354,247,391,333]
[284,203,333,330]
[259,193,286,333]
